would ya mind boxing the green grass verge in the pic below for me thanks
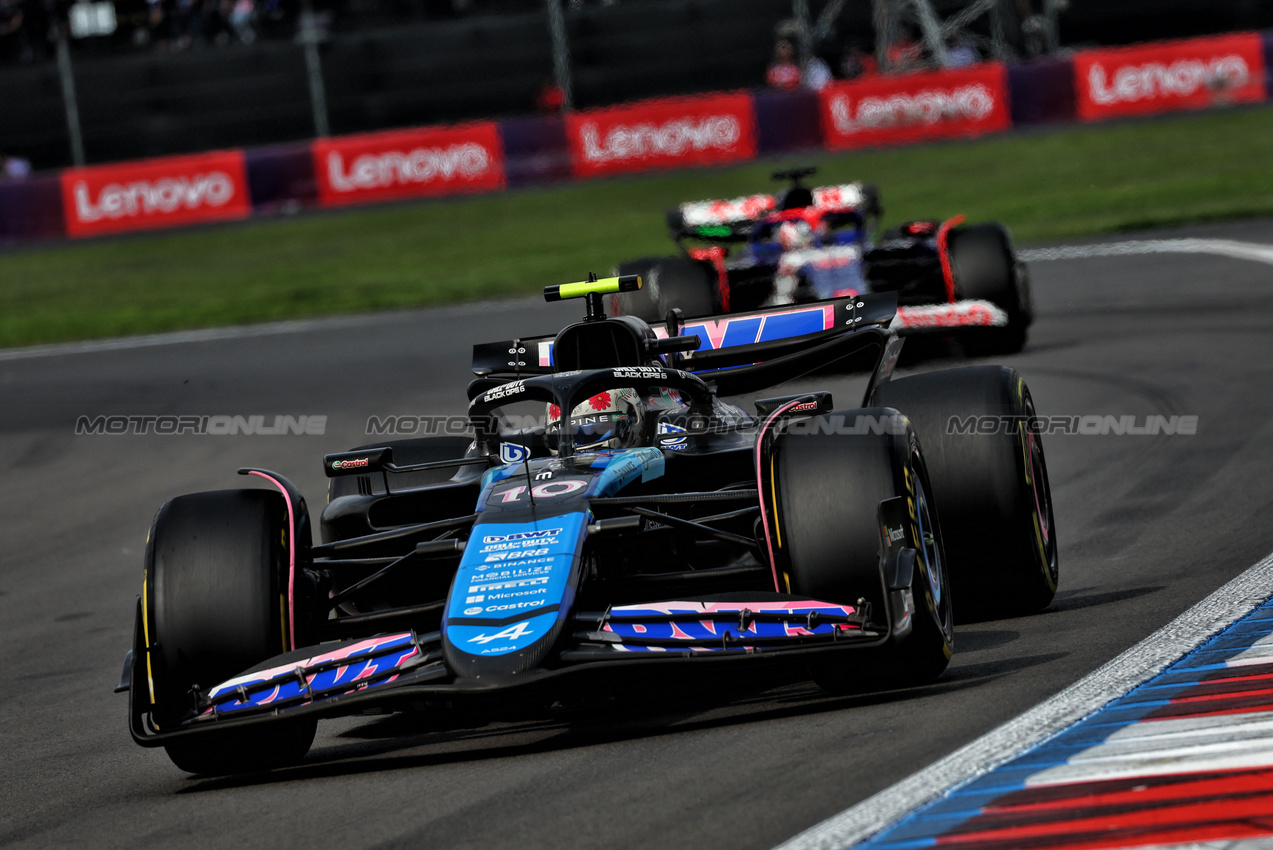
[5,104,1273,348]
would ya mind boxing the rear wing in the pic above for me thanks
[667,183,881,242]
[471,292,899,395]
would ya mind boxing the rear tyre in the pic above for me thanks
[873,366,1058,618]
[948,223,1032,355]
[612,257,716,323]
[145,489,316,774]
[772,409,954,693]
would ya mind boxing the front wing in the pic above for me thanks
[125,597,894,747]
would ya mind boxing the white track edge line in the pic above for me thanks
[4,238,1273,362]
[1019,238,1273,266]
[773,549,1273,850]
[0,296,542,362]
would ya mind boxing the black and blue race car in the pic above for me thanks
[614,167,1034,355]
[118,274,1058,775]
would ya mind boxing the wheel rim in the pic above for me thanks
[1023,395,1058,587]
[913,460,944,607]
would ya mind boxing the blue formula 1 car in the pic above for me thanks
[613,167,1034,355]
[117,274,1058,775]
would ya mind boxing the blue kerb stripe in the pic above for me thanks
[855,595,1273,848]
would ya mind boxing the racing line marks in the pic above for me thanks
[773,549,1273,850]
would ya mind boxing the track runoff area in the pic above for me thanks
[777,238,1273,850]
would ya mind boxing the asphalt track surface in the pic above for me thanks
[4,218,1273,849]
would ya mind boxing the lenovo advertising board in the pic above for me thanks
[1074,33,1266,121]
[61,151,251,238]
[567,93,756,178]
[313,122,505,207]
[819,64,1012,151]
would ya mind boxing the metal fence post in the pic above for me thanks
[793,0,813,66]
[55,24,86,167]
[299,0,330,138]
[546,0,573,112]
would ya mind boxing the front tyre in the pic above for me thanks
[873,366,1058,618]
[145,489,316,774]
[771,409,954,693]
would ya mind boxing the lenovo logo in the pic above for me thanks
[72,172,236,222]
[325,144,491,192]
[579,115,741,162]
[1086,55,1249,105]
[830,84,996,133]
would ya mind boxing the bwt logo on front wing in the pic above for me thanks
[72,173,237,221]
[325,144,490,191]
[580,116,741,162]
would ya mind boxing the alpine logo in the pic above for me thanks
[72,172,236,221]
[466,620,535,645]
[580,115,740,163]
[830,84,996,133]
[325,144,490,192]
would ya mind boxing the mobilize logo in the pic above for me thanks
[325,143,491,191]
[73,172,236,221]
[580,115,741,162]
[1087,55,1249,104]
[831,84,996,132]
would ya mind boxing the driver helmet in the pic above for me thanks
[546,388,646,453]
[777,219,814,252]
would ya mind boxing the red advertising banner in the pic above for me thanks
[566,93,756,178]
[61,151,251,238]
[1074,33,1266,122]
[313,123,505,207]
[819,64,1011,151]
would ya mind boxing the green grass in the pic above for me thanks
[6,104,1273,348]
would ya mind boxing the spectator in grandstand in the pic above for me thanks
[766,38,800,90]
[839,43,877,80]
[0,0,23,63]
[1,151,31,180]
[536,77,565,113]
[885,31,922,72]
[944,33,978,68]
[229,0,255,42]
[803,53,832,91]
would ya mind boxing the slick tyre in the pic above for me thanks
[327,435,474,500]
[948,223,1032,355]
[772,409,954,693]
[873,366,1058,618]
[145,489,316,774]
[612,257,716,323]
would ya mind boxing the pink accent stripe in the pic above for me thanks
[247,470,297,651]
[755,399,805,592]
